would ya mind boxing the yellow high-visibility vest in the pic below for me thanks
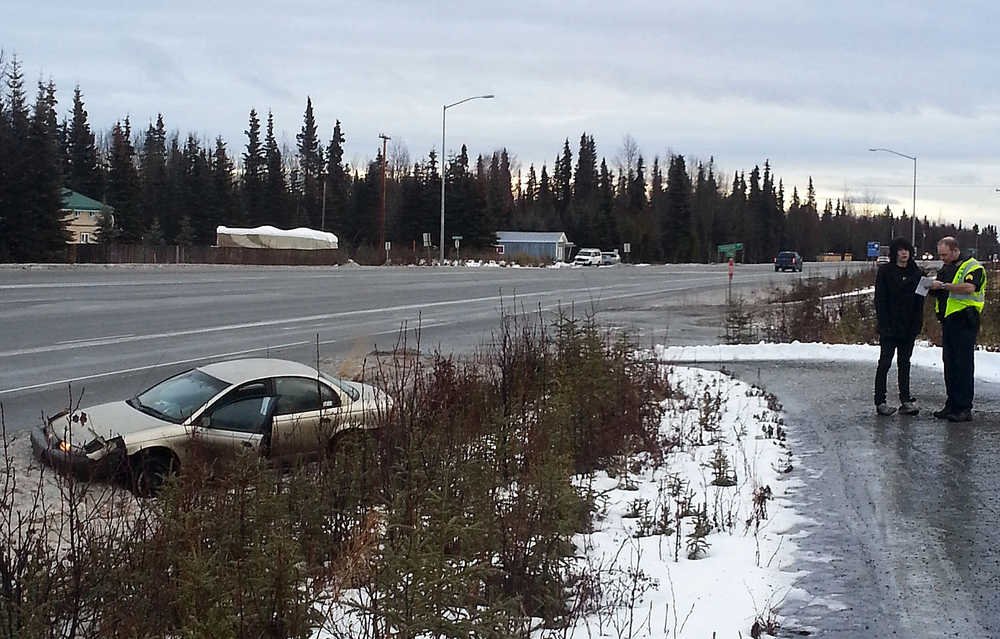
[937,257,986,317]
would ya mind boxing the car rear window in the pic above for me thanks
[321,373,361,401]
[778,252,796,258]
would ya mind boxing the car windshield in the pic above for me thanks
[132,369,229,423]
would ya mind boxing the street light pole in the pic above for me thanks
[440,94,494,264]
[379,133,391,259]
[869,147,917,248]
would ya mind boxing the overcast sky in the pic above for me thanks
[4,0,999,229]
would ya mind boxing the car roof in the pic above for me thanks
[197,358,322,385]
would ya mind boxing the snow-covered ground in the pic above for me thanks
[558,364,807,638]
[657,341,1000,383]
[315,363,808,638]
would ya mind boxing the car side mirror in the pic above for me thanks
[198,414,212,428]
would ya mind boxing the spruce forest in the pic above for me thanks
[2,54,996,264]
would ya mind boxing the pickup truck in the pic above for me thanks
[774,251,803,272]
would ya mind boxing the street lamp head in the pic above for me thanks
[481,94,495,99]
[868,148,879,152]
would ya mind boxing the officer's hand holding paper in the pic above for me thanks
[915,275,936,297]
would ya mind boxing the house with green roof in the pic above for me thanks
[61,189,110,244]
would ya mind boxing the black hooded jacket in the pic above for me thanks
[875,238,925,340]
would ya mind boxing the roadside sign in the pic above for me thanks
[623,243,631,254]
[728,258,734,280]
[422,232,431,247]
[867,241,879,258]
[454,238,461,249]
[496,245,504,254]
[385,241,391,252]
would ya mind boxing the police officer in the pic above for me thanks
[930,236,986,422]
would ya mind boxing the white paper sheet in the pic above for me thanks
[915,276,936,297]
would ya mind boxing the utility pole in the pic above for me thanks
[320,177,327,231]
[379,133,391,258]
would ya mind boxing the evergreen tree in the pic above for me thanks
[571,133,598,245]
[0,56,31,260]
[296,97,324,228]
[66,85,102,198]
[553,138,573,226]
[323,119,349,234]
[241,108,265,226]
[144,217,165,245]
[140,114,168,237]
[172,214,193,246]
[106,117,142,241]
[210,136,236,232]
[262,111,287,227]
[26,80,71,259]
[595,158,617,248]
[94,207,121,244]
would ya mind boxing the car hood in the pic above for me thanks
[50,400,174,445]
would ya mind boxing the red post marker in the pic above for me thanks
[728,258,734,281]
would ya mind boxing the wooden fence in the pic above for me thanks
[65,244,343,266]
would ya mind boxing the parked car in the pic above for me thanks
[573,248,602,266]
[774,251,803,272]
[31,358,392,495]
[601,250,621,265]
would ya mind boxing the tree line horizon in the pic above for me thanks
[2,53,996,264]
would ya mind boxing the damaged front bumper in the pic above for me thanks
[31,416,127,479]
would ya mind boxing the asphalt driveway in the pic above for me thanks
[712,361,1000,638]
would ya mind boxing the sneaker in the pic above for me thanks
[876,403,897,416]
[932,406,951,419]
[899,402,919,416]
[946,410,972,422]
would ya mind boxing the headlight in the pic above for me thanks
[57,437,110,455]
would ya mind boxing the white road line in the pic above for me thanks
[0,339,319,396]
[56,333,135,345]
[0,284,627,359]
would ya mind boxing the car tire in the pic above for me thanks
[131,450,177,497]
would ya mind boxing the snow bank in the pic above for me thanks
[655,342,1000,383]
[555,365,807,638]
[216,225,339,249]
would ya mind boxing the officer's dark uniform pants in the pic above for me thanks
[874,336,915,405]
[942,310,980,411]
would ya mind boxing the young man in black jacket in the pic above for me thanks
[874,237,925,415]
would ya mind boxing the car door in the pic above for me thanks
[191,380,276,459]
[269,376,341,459]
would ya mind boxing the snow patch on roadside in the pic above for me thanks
[656,341,1000,383]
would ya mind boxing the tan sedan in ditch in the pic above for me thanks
[31,358,391,495]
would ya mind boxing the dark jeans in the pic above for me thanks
[942,311,980,411]
[874,335,915,405]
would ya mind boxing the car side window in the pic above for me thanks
[206,396,274,434]
[203,381,272,433]
[274,377,339,416]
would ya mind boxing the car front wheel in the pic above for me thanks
[131,450,177,497]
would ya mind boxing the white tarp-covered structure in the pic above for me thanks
[215,225,338,250]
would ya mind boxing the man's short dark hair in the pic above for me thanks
[937,236,959,251]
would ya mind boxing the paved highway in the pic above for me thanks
[0,261,863,432]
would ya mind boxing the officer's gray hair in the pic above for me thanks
[937,236,959,251]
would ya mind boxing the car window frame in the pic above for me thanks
[197,379,275,433]
[273,376,340,417]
